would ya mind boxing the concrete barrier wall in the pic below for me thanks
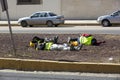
[61,0,120,19]
[0,58,120,73]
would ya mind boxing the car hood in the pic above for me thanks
[97,15,111,21]
[98,15,110,19]
[18,17,30,22]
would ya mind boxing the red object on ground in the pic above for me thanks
[82,34,92,37]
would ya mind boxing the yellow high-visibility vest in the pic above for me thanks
[45,42,53,50]
[80,36,93,45]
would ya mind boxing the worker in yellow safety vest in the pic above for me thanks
[30,36,82,51]
[68,34,97,46]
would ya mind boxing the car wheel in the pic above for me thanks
[21,21,28,27]
[101,20,111,27]
[47,21,53,27]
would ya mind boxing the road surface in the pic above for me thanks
[0,26,120,34]
[0,70,120,80]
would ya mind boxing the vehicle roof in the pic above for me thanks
[35,11,53,13]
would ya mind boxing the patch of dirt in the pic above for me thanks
[0,33,120,63]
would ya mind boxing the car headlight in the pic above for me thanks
[97,17,103,22]
[18,19,22,23]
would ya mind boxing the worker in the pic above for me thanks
[29,36,58,50]
[68,33,106,49]
[50,42,81,51]
[67,34,97,46]
[34,41,81,51]
[30,36,82,51]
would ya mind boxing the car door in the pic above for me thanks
[111,12,120,23]
[116,12,120,23]
[29,13,42,25]
[38,12,48,24]
[31,12,48,25]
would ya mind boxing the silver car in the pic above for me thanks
[97,10,120,27]
[18,11,64,27]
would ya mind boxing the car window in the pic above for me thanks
[114,13,119,16]
[49,13,57,16]
[117,11,120,13]
[117,11,120,16]
[40,13,48,17]
[44,13,48,17]
[31,13,41,18]
[112,11,120,16]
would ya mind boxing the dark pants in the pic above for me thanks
[69,38,79,43]
[32,36,44,43]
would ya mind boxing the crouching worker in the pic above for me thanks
[68,34,97,49]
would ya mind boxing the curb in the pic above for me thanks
[0,58,120,73]
[0,21,18,26]
[0,20,99,26]
[64,20,99,25]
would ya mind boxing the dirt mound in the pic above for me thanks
[0,33,120,63]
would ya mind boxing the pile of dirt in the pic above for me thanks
[0,33,120,63]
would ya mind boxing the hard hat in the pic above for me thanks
[71,41,78,46]
[29,41,35,47]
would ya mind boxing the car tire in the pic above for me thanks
[47,21,53,27]
[21,21,28,27]
[101,20,111,27]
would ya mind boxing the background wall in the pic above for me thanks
[0,0,120,20]
[0,0,61,20]
[61,0,120,19]
[42,0,61,15]
[0,3,1,20]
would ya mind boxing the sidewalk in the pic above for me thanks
[0,20,99,26]
[65,20,98,25]
[0,21,18,26]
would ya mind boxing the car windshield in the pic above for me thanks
[111,10,120,16]
[49,13,57,16]
[31,13,40,18]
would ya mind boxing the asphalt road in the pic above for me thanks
[0,70,120,80]
[0,25,120,34]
